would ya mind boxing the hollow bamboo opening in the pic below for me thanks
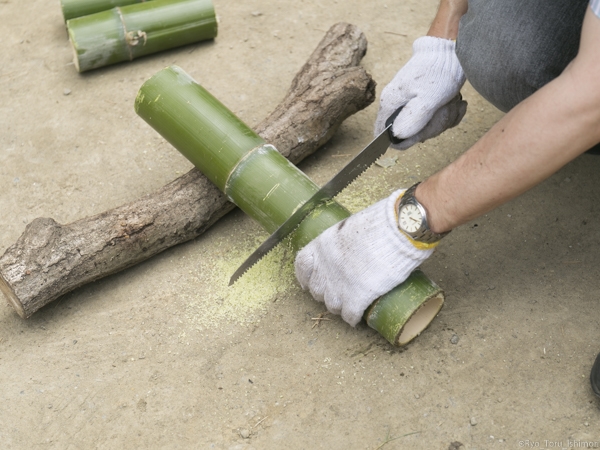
[397,292,444,345]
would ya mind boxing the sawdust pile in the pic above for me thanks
[334,171,394,213]
[183,236,296,330]
[182,171,394,330]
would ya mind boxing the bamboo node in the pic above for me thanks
[223,143,276,198]
[126,30,147,47]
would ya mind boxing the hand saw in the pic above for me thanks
[229,107,405,285]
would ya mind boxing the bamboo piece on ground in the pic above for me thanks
[67,0,217,72]
[0,23,376,319]
[60,0,151,22]
[135,65,444,346]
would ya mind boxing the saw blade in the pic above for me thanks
[228,124,395,285]
[229,105,406,286]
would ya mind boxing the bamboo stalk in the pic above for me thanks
[60,0,150,22]
[67,0,217,72]
[135,66,444,346]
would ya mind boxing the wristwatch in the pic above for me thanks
[396,183,449,244]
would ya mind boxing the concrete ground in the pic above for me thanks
[0,0,598,449]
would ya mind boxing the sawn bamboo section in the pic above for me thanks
[67,0,217,72]
[135,66,444,346]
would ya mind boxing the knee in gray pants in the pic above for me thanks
[456,0,587,113]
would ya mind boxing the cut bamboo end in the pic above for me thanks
[396,293,444,345]
[364,270,444,346]
[69,37,81,72]
[136,65,445,347]
[67,0,217,72]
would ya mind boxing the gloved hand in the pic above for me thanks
[294,189,437,326]
[374,36,467,150]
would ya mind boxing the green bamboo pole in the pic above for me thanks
[67,0,217,72]
[135,66,444,346]
[60,0,150,22]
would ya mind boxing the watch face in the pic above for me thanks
[399,204,423,233]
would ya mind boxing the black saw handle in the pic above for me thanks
[385,105,406,146]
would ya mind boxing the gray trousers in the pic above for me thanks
[456,0,599,153]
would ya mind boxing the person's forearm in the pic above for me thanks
[427,0,468,40]
[417,7,600,234]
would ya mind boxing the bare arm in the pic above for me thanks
[417,6,600,233]
[427,0,469,39]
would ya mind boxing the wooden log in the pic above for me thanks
[0,22,376,319]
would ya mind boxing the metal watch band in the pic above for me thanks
[397,183,450,244]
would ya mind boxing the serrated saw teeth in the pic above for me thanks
[229,123,394,285]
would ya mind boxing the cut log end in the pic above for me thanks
[0,275,26,319]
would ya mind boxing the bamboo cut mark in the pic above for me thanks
[263,184,280,202]
[223,144,271,198]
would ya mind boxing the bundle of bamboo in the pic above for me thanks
[67,0,217,72]
[60,0,151,22]
[135,65,444,346]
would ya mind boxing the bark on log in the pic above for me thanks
[0,22,376,318]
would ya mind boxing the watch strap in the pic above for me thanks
[396,183,450,244]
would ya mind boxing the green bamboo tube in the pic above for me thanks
[135,66,444,346]
[60,0,150,22]
[67,0,217,73]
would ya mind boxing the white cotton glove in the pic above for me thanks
[294,189,437,327]
[374,36,467,150]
